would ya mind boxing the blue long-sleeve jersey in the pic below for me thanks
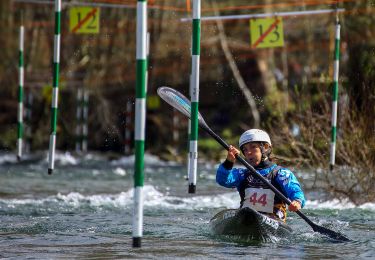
[216,162,306,208]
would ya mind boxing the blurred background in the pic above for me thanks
[0,0,374,201]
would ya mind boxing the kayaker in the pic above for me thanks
[216,129,305,222]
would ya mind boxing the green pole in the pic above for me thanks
[17,25,24,161]
[133,0,147,248]
[188,0,201,193]
[48,0,61,174]
[330,19,340,171]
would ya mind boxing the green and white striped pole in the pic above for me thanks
[17,25,24,161]
[188,0,201,194]
[133,0,147,248]
[186,74,192,182]
[48,0,61,175]
[330,18,340,171]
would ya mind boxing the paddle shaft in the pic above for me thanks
[200,123,348,239]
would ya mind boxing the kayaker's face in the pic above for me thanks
[241,142,262,166]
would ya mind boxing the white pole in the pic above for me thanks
[181,8,345,22]
[13,0,135,9]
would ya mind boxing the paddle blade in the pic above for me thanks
[296,208,350,241]
[157,86,208,128]
[312,223,350,242]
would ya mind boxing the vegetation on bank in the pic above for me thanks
[0,1,374,203]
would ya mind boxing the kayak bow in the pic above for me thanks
[210,207,292,240]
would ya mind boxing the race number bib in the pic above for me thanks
[243,188,275,213]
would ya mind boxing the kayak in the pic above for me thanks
[210,207,292,240]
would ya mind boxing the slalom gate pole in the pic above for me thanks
[330,14,341,171]
[17,24,24,161]
[188,0,201,194]
[133,0,147,248]
[186,75,191,179]
[48,0,61,175]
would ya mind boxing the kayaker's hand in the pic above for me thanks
[226,145,240,163]
[288,200,302,212]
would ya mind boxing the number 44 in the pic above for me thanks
[249,192,267,206]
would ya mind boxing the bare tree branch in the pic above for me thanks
[211,1,260,128]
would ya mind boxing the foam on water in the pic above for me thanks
[306,199,375,210]
[113,167,127,176]
[44,151,79,166]
[0,185,238,212]
[0,151,121,166]
[0,153,18,164]
[110,153,180,167]
[1,185,374,214]
[0,151,81,166]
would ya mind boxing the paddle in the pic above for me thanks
[157,86,350,242]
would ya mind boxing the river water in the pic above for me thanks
[0,152,374,259]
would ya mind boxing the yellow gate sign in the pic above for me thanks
[70,7,100,34]
[250,17,284,48]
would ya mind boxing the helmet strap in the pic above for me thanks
[260,143,270,162]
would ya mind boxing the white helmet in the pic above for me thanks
[239,129,271,148]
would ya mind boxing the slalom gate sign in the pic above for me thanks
[70,7,100,34]
[250,17,284,48]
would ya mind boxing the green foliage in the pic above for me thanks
[197,128,239,161]
[198,138,222,161]
[199,138,221,151]
[264,84,294,118]
[0,127,17,149]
